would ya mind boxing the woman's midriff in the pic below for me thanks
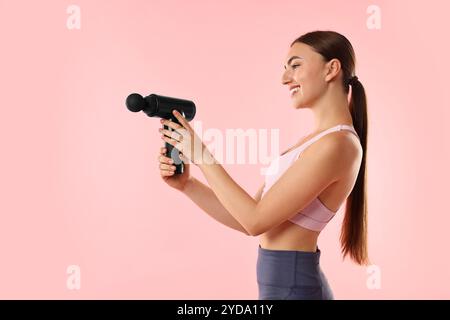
[259,220,320,252]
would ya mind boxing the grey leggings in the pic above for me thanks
[257,244,334,300]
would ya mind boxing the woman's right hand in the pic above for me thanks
[158,147,191,191]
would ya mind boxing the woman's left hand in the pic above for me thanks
[159,110,216,166]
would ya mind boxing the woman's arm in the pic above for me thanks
[182,177,265,235]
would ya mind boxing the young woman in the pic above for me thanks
[157,30,369,300]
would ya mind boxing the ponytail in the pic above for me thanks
[340,76,370,265]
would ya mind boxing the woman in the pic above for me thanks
[157,30,369,300]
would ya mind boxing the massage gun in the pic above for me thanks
[126,93,196,174]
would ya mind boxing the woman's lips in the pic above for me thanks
[290,86,300,97]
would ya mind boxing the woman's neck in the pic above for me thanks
[310,86,353,132]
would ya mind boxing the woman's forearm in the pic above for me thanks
[182,177,250,235]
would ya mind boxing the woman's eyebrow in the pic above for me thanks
[284,56,304,69]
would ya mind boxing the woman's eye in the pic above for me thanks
[292,64,300,69]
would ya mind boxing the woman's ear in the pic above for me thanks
[324,58,341,82]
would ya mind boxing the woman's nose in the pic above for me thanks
[281,70,291,85]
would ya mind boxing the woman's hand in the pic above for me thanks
[159,110,216,166]
[158,146,191,191]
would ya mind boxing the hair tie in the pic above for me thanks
[347,75,359,86]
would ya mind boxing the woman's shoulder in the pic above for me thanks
[301,130,362,172]
[280,135,308,156]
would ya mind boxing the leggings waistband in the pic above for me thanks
[258,244,321,263]
[257,244,322,288]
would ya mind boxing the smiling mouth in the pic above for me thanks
[290,86,300,97]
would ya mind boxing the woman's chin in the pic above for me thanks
[291,95,311,109]
[292,99,305,109]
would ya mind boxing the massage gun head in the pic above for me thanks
[126,93,147,113]
[126,92,196,122]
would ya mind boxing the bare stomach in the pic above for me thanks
[259,220,320,252]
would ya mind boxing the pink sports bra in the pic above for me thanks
[261,124,360,232]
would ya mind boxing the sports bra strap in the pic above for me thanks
[294,124,359,161]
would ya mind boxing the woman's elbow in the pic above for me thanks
[247,223,266,237]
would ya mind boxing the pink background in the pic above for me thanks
[1,0,449,299]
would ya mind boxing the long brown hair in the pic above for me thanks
[291,30,369,265]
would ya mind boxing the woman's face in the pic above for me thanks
[281,42,329,109]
